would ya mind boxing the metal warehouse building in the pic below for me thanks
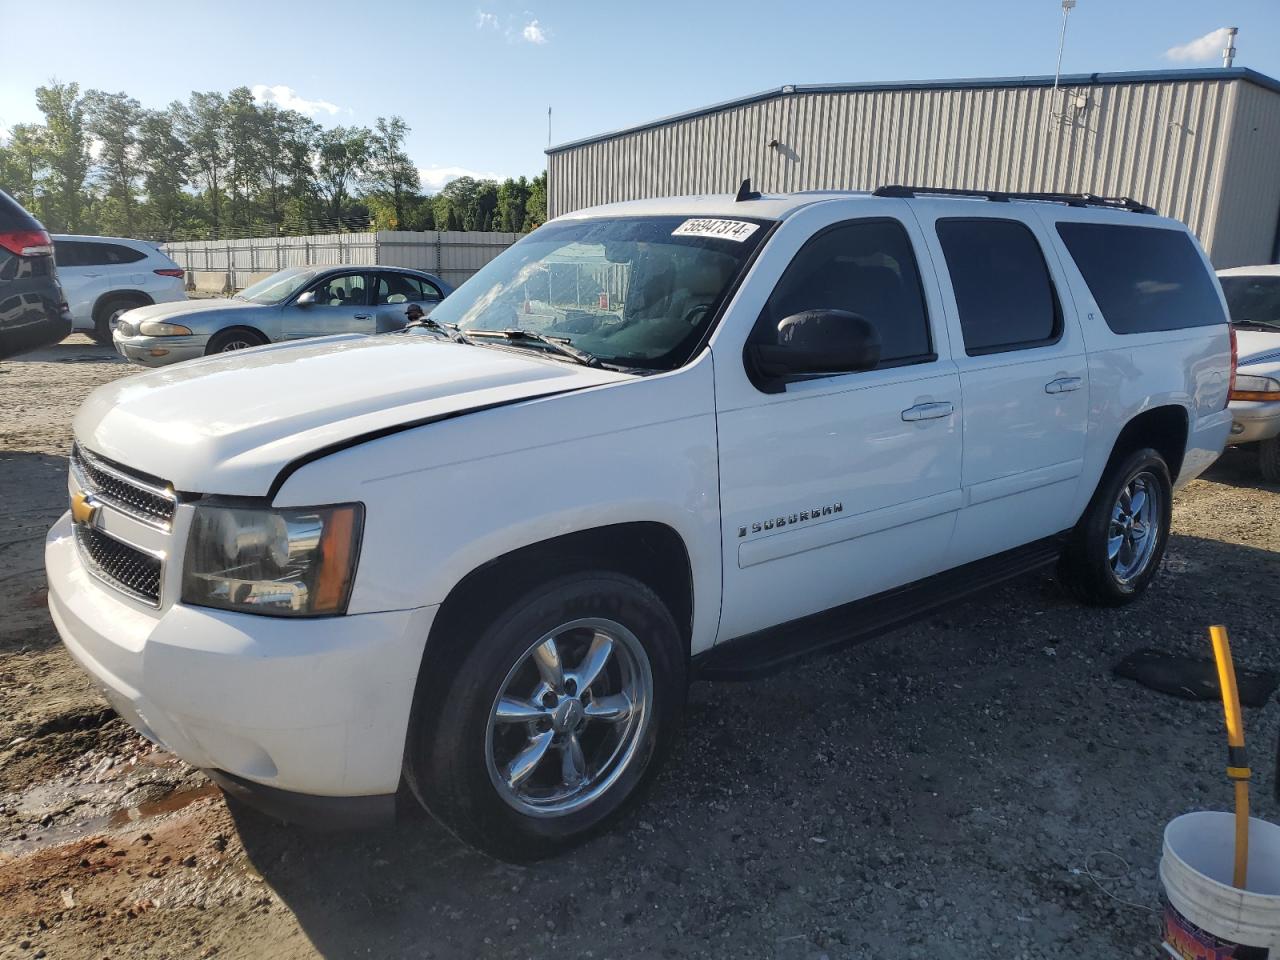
[546,68,1280,268]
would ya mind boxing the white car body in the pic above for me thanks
[53,235,186,338]
[46,192,1233,824]
[1217,265,1280,460]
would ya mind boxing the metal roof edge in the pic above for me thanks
[546,67,1280,155]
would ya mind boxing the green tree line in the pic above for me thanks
[0,81,547,240]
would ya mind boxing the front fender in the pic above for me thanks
[273,354,725,655]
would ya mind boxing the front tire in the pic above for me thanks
[1259,437,1280,483]
[404,572,685,861]
[1058,447,1173,606]
[92,294,149,345]
[206,327,267,354]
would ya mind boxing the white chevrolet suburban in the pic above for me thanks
[46,186,1233,860]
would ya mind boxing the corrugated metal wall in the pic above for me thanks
[1214,81,1280,268]
[549,77,1280,266]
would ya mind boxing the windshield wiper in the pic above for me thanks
[1232,318,1280,331]
[407,317,470,343]
[463,329,601,367]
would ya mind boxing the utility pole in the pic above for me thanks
[1054,0,1077,93]
[547,106,552,148]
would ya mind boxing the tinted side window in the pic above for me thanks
[374,273,442,304]
[92,242,146,265]
[54,241,89,267]
[1056,222,1225,333]
[759,218,933,367]
[936,218,1061,355]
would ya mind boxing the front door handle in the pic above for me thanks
[1045,377,1083,394]
[353,313,372,320]
[901,401,954,422]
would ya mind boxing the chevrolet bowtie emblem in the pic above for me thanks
[71,490,99,526]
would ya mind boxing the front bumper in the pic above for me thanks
[45,512,437,820]
[1228,398,1280,445]
[112,331,209,366]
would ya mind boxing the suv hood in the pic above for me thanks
[75,334,629,496]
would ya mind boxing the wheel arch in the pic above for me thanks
[93,289,154,321]
[206,324,270,352]
[1106,404,1190,484]
[426,521,696,665]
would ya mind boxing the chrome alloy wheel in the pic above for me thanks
[485,618,652,818]
[219,337,256,351]
[1109,471,1162,585]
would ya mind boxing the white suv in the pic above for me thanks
[53,235,186,344]
[45,187,1233,859]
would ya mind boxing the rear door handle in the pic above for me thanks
[354,313,372,320]
[901,401,954,422]
[1045,377,1083,394]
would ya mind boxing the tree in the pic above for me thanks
[525,171,548,228]
[0,124,49,215]
[315,126,371,225]
[34,81,91,231]
[224,87,265,235]
[176,92,228,234]
[137,107,191,237]
[365,116,419,228]
[496,176,530,232]
[84,90,142,235]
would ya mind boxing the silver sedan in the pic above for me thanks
[112,265,453,367]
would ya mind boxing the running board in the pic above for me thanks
[693,534,1069,681]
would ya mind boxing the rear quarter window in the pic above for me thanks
[1055,222,1225,334]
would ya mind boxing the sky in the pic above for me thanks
[1,0,1278,192]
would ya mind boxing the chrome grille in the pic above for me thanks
[71,444,175,528]
[74,524,162,606]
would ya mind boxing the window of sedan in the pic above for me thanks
[373,273,441,305]
[312,273,368,306]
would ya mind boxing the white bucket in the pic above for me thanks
[1159,811,1280,956]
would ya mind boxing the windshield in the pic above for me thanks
[428,215,771,370]
[236,268,317,305]
[1220,275,1280,329]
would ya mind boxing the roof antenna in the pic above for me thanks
[735,178,761,202]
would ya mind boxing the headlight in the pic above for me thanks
[1230,374,1280,402]
[138,320,193,336]
[182,503,363,616]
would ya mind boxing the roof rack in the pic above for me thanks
[871,185,1155,214]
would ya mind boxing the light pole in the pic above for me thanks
[1054,0,1077,93]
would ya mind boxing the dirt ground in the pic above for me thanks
[2,335,1278,960]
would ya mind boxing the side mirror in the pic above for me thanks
[295,290,317,308]
[749,309,881,383]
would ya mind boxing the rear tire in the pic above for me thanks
[1259,437,1280,484]
[206,327,267,354]
[91,294,149,345]
[404,571,686,861]
[1058,447,1173,606]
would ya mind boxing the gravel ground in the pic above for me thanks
[1,336,1278,960]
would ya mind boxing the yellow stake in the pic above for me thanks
[1209,624,1250,889]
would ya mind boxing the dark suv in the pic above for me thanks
[0,189,71,359]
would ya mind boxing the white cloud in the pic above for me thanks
[251,84,342,117]
[1164,27,1233,63]
[418,165,507,193]
[521,18,548,44]
[476,10,498,29]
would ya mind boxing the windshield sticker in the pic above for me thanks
[672,218,760,242]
